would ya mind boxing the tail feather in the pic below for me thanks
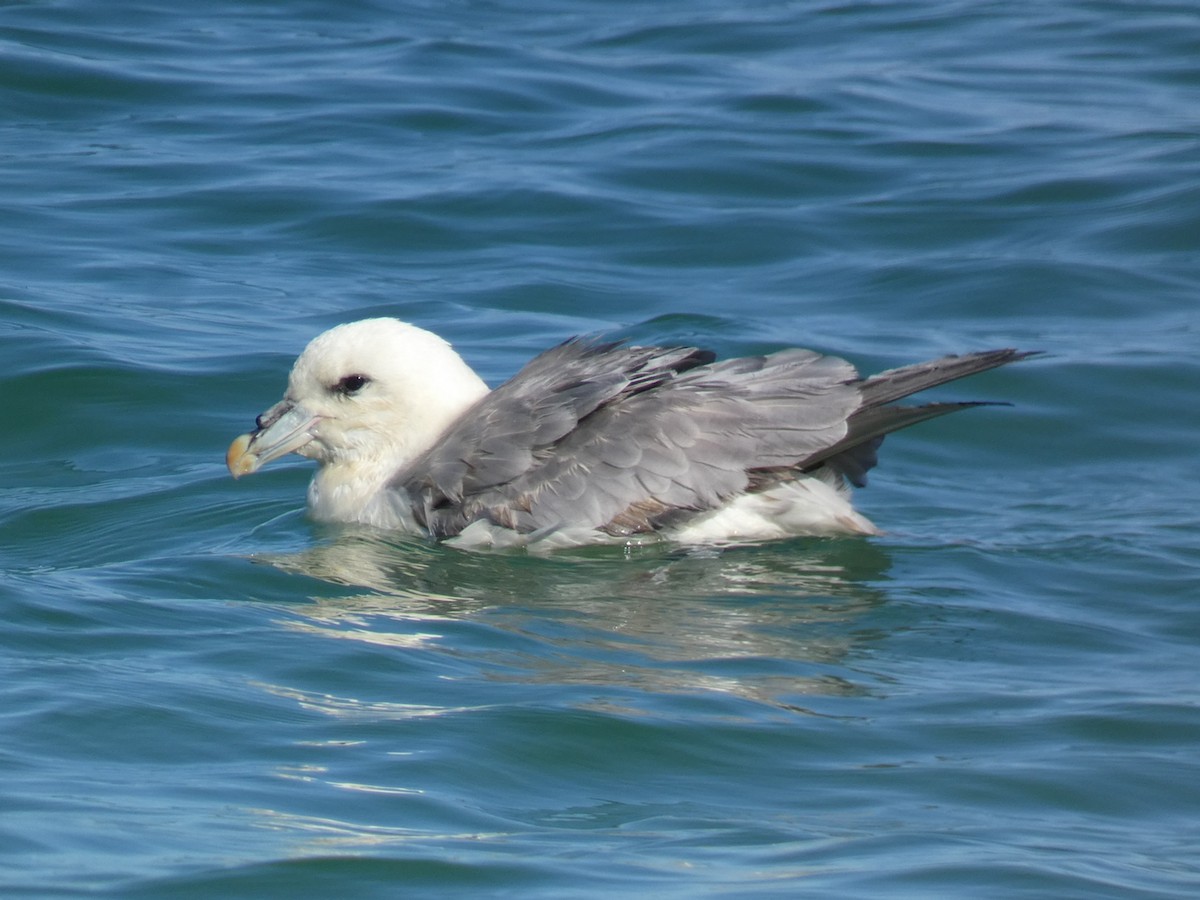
[857,349,1038,407]
[799,349,1037,486]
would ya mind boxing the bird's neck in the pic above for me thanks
[307,380,490,530]
[307,455,405,528]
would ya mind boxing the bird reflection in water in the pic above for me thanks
[255,532,896,713]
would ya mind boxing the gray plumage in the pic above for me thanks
[390,339,1033,540]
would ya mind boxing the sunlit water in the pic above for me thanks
[2,2,1198,897]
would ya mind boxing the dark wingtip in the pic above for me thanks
[1007,349,1045,362]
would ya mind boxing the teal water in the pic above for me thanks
[2,1,1198,897]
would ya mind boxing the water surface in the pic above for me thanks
[2,2,1198,897]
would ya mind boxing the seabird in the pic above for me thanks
[227,318,1032,548]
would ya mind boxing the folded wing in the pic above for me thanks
[390,339,1030,539]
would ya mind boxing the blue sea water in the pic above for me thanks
[2,1,1198,896]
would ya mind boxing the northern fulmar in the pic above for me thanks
[227,318,1033,548]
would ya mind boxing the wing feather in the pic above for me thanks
[392,340,861,538]
[390,338,1033,539]
[804,349,1039,486]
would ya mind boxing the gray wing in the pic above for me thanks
[392,339,861,538]
[393,341,1033,539]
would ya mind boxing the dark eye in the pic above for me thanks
[333,374,370,396]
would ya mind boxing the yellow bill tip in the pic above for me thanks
[226,432,259,479]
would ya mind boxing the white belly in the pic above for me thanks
[666,475,879,544]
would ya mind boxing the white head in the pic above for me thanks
[227,318,489,523]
